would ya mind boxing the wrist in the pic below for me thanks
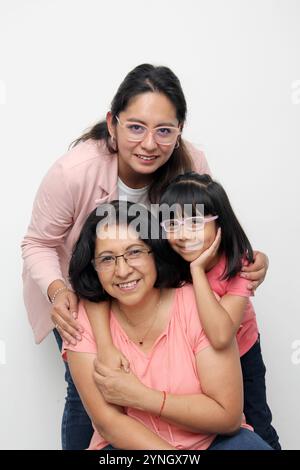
[190,264,205,277]
[47,279,67,303]
[138,387,163,414]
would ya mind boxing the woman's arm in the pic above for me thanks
[21,163,74,297]
[150,341,243,434]
[67,351,175,450]
[84,300,130,371]
[21,162,84,341]
[240,250,269,292]
[94,341,243,435]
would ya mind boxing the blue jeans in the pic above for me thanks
[102,429,272,450]
[208,428,272,450]
[54,329,94,450]
[241,336,281,449]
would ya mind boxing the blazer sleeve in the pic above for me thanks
[21,161,74,298]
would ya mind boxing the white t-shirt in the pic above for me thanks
[117,177,150,209]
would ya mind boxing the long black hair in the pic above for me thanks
[159,172,254,281]
[69,200,182,302]
[70,64,194,203]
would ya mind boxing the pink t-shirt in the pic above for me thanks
[63,284,250,450]
[206,256,259,357]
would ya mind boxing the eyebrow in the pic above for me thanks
[96,242,145,257]
[126,118,178,127]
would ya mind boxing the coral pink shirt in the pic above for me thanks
[63,285,251,450]
[206,255,259,357]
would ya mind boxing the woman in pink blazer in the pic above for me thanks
[21,64,269,449]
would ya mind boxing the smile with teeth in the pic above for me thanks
[136,154,158,161]
[116,279,140,291]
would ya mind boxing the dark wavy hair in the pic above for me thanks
[70,64,194,203]
[158,172,254,281]
[69,200,182,302]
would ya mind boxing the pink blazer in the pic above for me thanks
[21,139,211,343]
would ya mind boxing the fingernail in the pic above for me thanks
[240,273,247,278]
[76,334,81,340]
[65,341,70,346]
[71,340,77,346]
[72,312,77,319]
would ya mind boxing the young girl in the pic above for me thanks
[83,172,280,450]
[157,172,281,450]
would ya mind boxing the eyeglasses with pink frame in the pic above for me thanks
[115,116,181,146]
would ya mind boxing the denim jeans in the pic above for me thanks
[208,428,273,450]
[241,336,281,450]
[102,429,272,450]
[54,329,94,450]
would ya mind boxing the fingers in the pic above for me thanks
[211,227,222,253]
[241,251,266,273]
[120,355,130,373]
[240,267,265,282]
[52,313,82,345]
[55,325,77,346]
[247,280,259,295]
[51,303,84,343]
[68,291,79,319]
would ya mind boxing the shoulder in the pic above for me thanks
[175,284,198,323]
[43,139,118,194]
[208,256,251,298]
[55,139,115,172]
[62,300,97,360]
[183,140,212,176]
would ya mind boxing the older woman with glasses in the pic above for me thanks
[21,63,269,449]
[62,200,272,450]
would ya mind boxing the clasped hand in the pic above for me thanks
[93,359,146,409]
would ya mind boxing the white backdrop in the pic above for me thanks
[0,0,299,449]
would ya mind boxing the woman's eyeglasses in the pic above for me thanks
[92,248,153,272]
[115,116,181,146]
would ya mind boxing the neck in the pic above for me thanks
[115,288,161,325]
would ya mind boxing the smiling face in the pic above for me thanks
[107,92,180,187]
[167,216,218,263]
[94,223,157,307]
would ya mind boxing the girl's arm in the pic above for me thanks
[84,300,130,371]
[191,267,248,350]
[94,340,243,435]
[190,228,248,350]
[67,351,175,450]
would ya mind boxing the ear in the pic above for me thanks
[106,111,115,139]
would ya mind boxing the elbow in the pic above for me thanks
[222,412,243,436]
[94,417,121,447]
[210,334,233,351]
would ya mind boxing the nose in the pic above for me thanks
[114,256,134,278]
[140,130,158,151]
[177,225,192,241]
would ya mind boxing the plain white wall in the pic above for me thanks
[0,0,299,449]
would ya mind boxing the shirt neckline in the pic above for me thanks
[110,288,178,359]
